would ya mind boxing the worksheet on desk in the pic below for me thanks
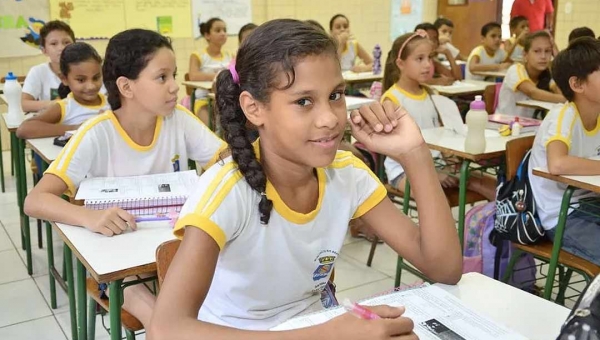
[272,285,527,340]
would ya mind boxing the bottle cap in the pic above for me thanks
[470,95,486,110]
[5,72,16,81]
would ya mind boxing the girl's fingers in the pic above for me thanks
[382,100,402,127]
[358,105,383,132]
[368,102,393,132]
[117,209,137,231]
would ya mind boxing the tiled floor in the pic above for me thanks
[0,150,424,339]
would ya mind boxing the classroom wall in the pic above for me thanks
[554,0,600,48]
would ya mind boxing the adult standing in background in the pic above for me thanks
[511,0,554,32]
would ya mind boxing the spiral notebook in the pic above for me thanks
[75,170,199,215]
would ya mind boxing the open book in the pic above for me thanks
[487,114,541,134]
[75,170,199,215]
[272,284,527,340]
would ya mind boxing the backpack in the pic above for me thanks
[463,201,536,291]
[494,150,545,244]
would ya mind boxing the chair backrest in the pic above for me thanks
[505,136,535,181]
[156,239,181,287]
[184,73,193,96]
[1,75,26,83]
[483,83,502,115]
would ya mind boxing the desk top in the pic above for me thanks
[54,221,176,283]
[422,127,532,161]
[2,112,22,131]
[533,167,600,194]
[26,137,62,163]
[516,100,561,111]
[440,273,569,339]
[429,80,495,96]
[181,81,214,91]
[342,71,382,84]
[472,70,507,78]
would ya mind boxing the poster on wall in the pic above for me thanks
[191,0,252,39]
[0,0,50,58]
[390,0,423,41]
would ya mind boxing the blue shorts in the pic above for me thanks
[546,198,600,266]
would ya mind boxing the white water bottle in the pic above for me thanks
[4,72,24,125]
[511,117,522,137]
[464,95,487,154]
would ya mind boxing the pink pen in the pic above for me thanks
[342,298,380,320]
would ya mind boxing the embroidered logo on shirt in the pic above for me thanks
[312,253,336,281]
[171,154,180,172]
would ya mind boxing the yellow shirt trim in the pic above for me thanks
[108,111,163,152]
[572,102,600,136]
[545,136,571,150]
[68,92,107,110]
[381,90,400,105]
[202,171,244,217]
[177,104,226,169]
[45,114,112,196]
[57,99,67,124]
[174,215,227,249]
[512,64,532,91]
[353,186,387,219]
[394,84,426,101]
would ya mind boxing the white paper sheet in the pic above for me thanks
[271,285,527,340]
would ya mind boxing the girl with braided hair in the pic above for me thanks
[151,19,461,340]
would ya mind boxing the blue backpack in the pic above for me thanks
[463,201,536,291]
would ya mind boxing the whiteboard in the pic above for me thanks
[191,0,252,39]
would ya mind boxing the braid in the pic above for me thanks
[216,70,273,224]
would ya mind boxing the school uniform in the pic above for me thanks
[340,40,359,72]
[528,102,600,265]
[22,63,62,101]
[437,42,461,61]
[191,49,232,111]
[496,64,536,117]
[174,148,386,330]
[57,93,111,125]
[465,46,507,81]
[507,37,525,62]
[381,84,441,184]
[46,105,225,196]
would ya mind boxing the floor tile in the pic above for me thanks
[0,316,67,340]
[335,278,395,303]
[0,226,13,252]
[33,274,70,315]
[0,249,29,284]
[55,311,147,340]
[333,255,387,291]
[341,239,398,277]
[0,279,51,328]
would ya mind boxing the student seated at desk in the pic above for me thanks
[504,16,529,62]
[415,23,462,85]
[381,31,496,202]
[188,17,232,126]
[17,42,110,139]
[529,37,600,266]
[329,14,373,72]
[496,31,565,118]
[24,29,225,328]
[466,22,511,81]
[21,20,75,113]
[150,19,462,339]
[434,17,467,62]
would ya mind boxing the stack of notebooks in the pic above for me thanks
[75,170,199,216]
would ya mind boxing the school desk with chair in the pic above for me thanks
[181,80,216,130]
[531,167,600,301]
[471,69,507,80]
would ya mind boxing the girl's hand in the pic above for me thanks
[321,305,416,340]
[349,101,425,157]
[499,62,511,71]
[84,207,137,236]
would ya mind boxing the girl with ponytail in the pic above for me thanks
[153,19,461,340]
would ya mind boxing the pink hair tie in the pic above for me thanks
[397,29,429,64]
[229,59,240,85]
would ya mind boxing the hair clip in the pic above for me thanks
[229,59,240,85]
[397,29,429,63]
[260,192,267,197]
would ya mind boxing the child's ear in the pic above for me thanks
[568,76,585,95]
[239,91,264,127]
[396,58,405,71]
[116,76,134,100]
[60,74,68,86]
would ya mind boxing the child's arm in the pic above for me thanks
[188,54,217,82]
[349,102,461,284]
[351,43,374,73]
[546,141,600,175]
[149,226,415,340]
[436,51,462,80]
[16,102,79,139]
[516,81,566,103]
[469,55,511,73]
[21,92,54,113]
[24,174,137,236]
[424,74,454,86]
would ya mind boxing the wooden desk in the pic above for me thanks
[54,221,175,340]
[516,100,561,112]
[429,80,495,97]
[342,71,382,87]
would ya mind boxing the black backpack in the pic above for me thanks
[493,150,545,245]
[557,275,600,339]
